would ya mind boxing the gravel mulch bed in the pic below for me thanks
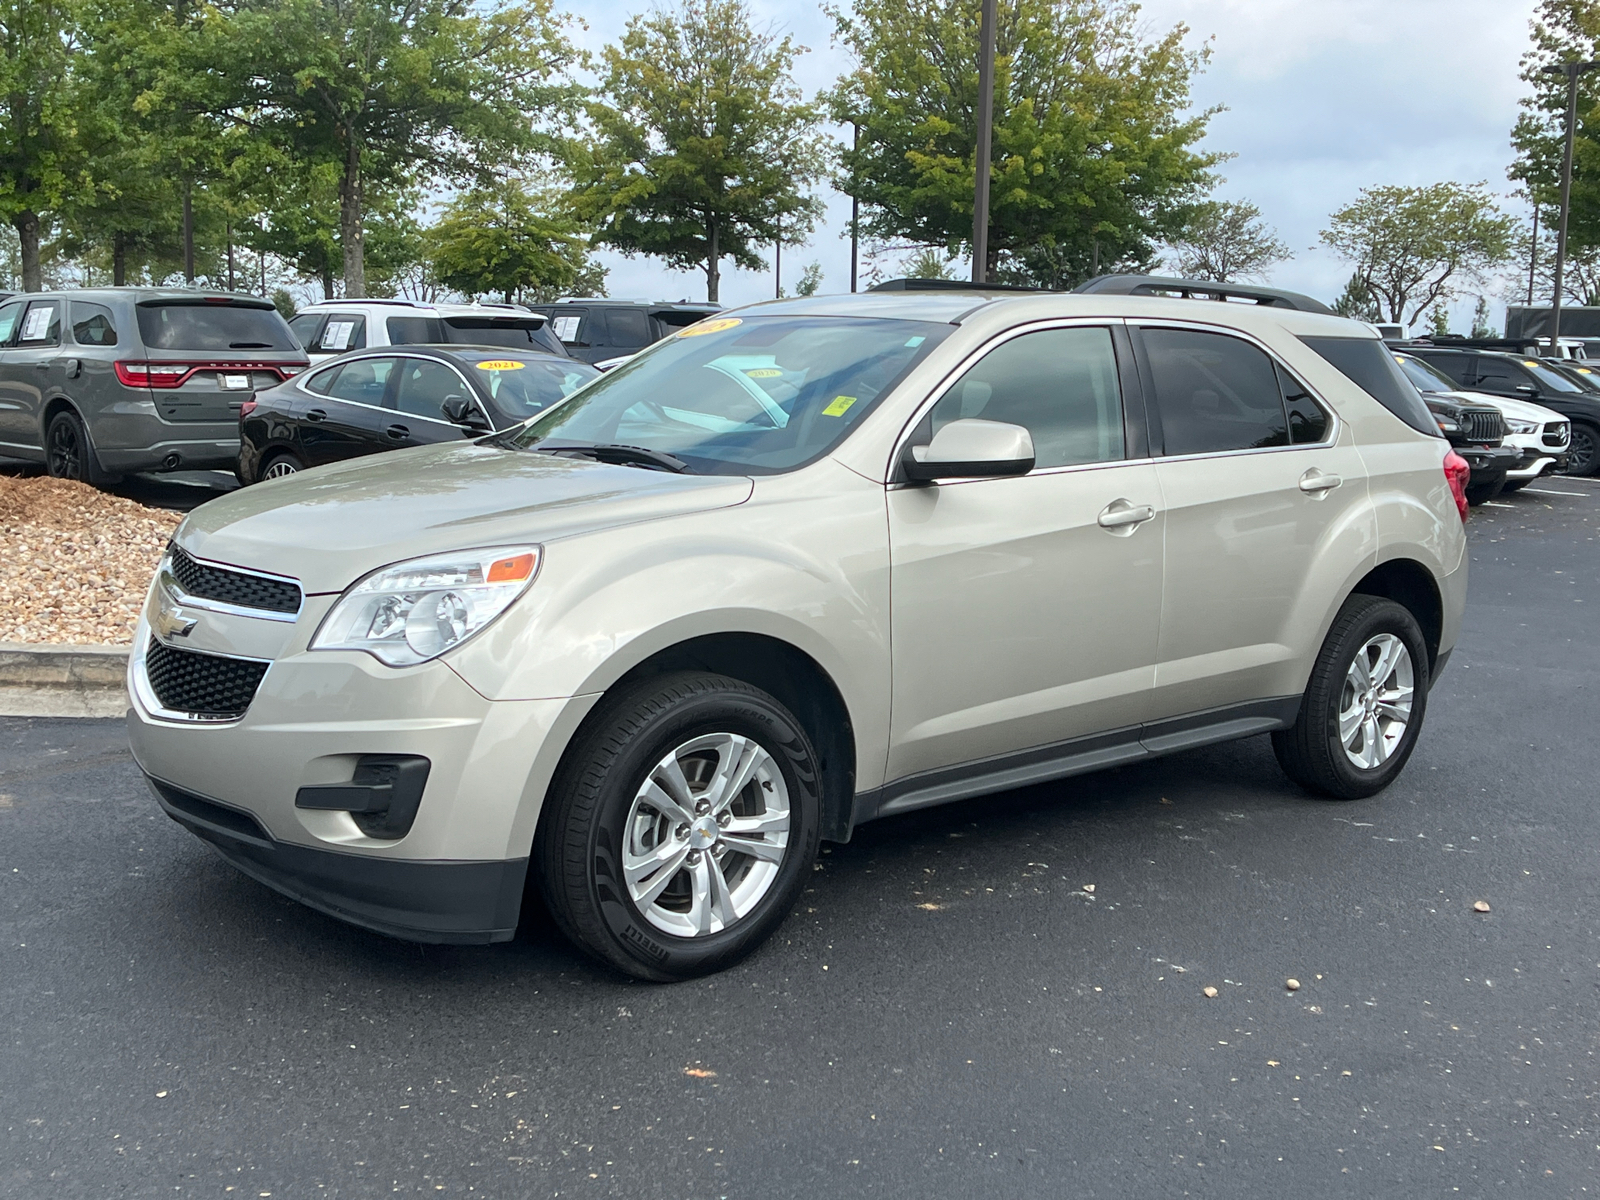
[0,476,181,645]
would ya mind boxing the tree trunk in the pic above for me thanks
[182,182,195,283]
[340,133,366,298]
[705,215,720,303]
[321,263,334,299]
[113,231,127,287]
[14,210,40,292]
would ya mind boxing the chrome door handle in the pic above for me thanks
[1097,498,1156,531]
[1299,468,1343,495]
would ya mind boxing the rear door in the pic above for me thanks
[66,299,124,436]
[296,356,399,466]
[0,298,31,454]
[0,298,64,450]
[1135,324,1373,725]
[602,307,653,357]
[388,356,477,448]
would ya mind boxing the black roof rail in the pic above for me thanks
[1072,273,1334,315]
[868,277,1044,294]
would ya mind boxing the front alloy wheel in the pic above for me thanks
[624,733,791,938]
[1562,423,1599,477]
[538,672,820,980]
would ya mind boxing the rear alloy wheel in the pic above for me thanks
[45,409,117,486]
[1561,423,1599,477]
[538,672,820,981]
[1272,594,1430,800]
[261,453,303,480]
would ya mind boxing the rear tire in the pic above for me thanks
[1499,477,1531,494]
[45,409,119,487]
[537,672,821,981]
[1272,595,1430,800]
[261,452,303,481]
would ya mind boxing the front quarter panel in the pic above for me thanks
[445,458,894,789]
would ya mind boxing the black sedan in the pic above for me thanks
[238,345,599,483]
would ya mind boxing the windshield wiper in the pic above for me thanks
[541,442,691,473]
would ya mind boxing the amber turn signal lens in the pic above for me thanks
[486,552,536,583]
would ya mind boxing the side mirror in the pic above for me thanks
[442,394,490,431]
[902,418,1035,482]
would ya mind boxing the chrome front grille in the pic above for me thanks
[144,638,269,719]
[168,546,301,615]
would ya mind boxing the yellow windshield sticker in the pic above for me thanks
[744,367,782,378]
[822,395,858,417]
[476,360,525,371]
[677,317,742,337]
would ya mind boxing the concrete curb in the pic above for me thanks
[0,642,130,718]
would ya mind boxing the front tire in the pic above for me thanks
[537,672,821,981]
[1272,595,1430,800]
[261,452,303,481]
[1464,478,1503,505]
[1561,422,1599,477]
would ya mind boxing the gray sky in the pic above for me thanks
[569,0,1539,330]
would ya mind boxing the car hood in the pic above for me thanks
[1441,389,1566,424]
[176,441,754,593]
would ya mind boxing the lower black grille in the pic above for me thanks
[169,545,301,614]
[1460,409,1506,443]
[145,638,269,718]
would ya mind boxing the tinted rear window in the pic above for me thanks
[137,303,298,352]
[1299,336,1440,437]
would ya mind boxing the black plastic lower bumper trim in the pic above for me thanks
[145,774,526,945]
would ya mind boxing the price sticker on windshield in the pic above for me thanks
[677,317,742,337]
[476,360,525,371]
[822,395,858,417]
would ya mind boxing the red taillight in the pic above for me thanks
[238,399,257,419]
[114,361,193,389]
[1443,450,1470,522]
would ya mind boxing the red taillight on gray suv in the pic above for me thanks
[115,361,305,389]
[1443,450,1471,521]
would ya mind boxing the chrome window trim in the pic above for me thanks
[885,316,1140,486]
[166,547,303,621]
[297,351,495,430]
[130,632,271,726]
[1129,318,1341,456]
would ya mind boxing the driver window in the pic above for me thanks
[928,326,1125,468]
[394,358,467,419]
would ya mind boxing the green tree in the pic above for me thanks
[1320,183,1518,325]
[0,0,89,290]
[902,246,956,279]
[1167,199,1289,282]
[829,0,1221,288]
[1470,295,1494,337]
[1330,271,1379,321]
[795,260,824,295]
[428,180,601,303]
[1509,1,1600,254]
[198,0,580,297]
[1427,303,1450,337]
[570,0,827,302]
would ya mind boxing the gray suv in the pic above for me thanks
[0,288,308,485]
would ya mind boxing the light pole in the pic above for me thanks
[970,0,997,284]
[850,122,860,293]
[1542,59,1600,349]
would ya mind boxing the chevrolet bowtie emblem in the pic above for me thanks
[154,600,197,640]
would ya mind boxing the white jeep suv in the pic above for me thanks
[288,299,566,364]
[128,279,1469,980]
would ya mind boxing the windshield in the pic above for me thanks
[1520,359,1583,393]
[469,356,597,419]
[502,315,951,475]
[1394,353,1457,393]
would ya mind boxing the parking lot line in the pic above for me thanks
[1520,487,1589,497]
[1483,501,1516,508]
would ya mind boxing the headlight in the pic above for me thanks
[1505,418,1539,434]
[311,546,541,666]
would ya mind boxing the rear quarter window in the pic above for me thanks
[1299,336,1441,437]
[137,303,297,352]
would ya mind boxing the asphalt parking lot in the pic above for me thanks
[3,477,1598,1199]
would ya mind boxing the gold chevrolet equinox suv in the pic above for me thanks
[128,277,1470,980]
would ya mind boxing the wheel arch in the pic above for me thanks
[541,631,859,846]
[1348,557,1444,670]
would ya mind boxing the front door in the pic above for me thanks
[1136,325,1373,723]
[887,324,1164,782]
[389,356,477,448]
